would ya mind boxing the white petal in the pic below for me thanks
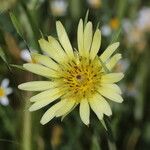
[31,53,60,70]
[1,78,9,88]
[20,49,31,62]
[5,88,13,95]
[40,100,67,125]
[23,63,60,78]
[89,97,103,120]
[38,39,66,63]
[0,97,9,106]
[77,19,84,56]
[90,29,101,60]
[79,98,90,125]
[100,84,122,94]
[56,21,74,59]
[106,53,122,71]
[18,81,58,91]
[55,99,76,117]
[83,22,93,57]
[100,42,120,62]
[101,73,124,84]
[98,87,123,103]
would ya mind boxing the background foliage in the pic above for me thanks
[0,0,150,150]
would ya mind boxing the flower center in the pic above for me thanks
[61,57,103,101]
[0,87,5,97]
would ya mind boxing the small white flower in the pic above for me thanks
[20,49,32,62]
[50,0,68,16]
[87,0,101,9]
[0,79,13,106]
[122,19,133,33]
[101,25,112,37]
[136,7,150,31]
[114,59,130,73]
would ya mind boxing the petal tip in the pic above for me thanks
[40,119,46,125]
[29,106,34,112]
[56,21,62,27]
[120,73,124,79]
[18,84,22,89]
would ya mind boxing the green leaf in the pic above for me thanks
[96,21,100,30]
[0,47,11,70]
[98,57,110,73]
[111,28,122,44]
[9,12,23,37]
[84,9,89,27]
[10,64,26,71]
[0,47,7,63]
[91,135,101,150]
[39,29,44,39]
[9,12,31,52]
[100,119,108,131]
[103,116,115,142]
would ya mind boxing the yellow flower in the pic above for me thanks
[18,19,124,125]
[110,18,120,30]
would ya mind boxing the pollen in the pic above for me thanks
[61,56,103,101]
[0,87,5,97]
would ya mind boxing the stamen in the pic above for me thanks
[0,87,5,97]
[61,56,102,100]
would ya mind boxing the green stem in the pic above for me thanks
[22,96,31,150]
[20,1,41,53]
[108,139,117,150]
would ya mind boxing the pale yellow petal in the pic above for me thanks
[98,87,123,103]
[31,53,60,70]
[100,42,120,62]
[23,63,60,78]
[29,90,63,111]
[29,88,63,102]
[38,39,66,63]
[83,22,93,57]
[56,21,74,59]
[97,94,112,116]
[79,98,90,125]
[100,84,122,94]
[40,100,67,125]
[77,19,84,56]
[90,93,112,116]
[89,97,103,120]
[101,73,124,84]
[48,36,68,60]
[55,99,76,117]
[18,81,58,91]
[90,29,101,60]
[106,53,122,70]
[29,99,53,111]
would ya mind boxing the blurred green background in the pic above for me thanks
[0,0,150,150]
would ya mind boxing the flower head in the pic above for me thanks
[0,79,13,106]
[18,19,124,125]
